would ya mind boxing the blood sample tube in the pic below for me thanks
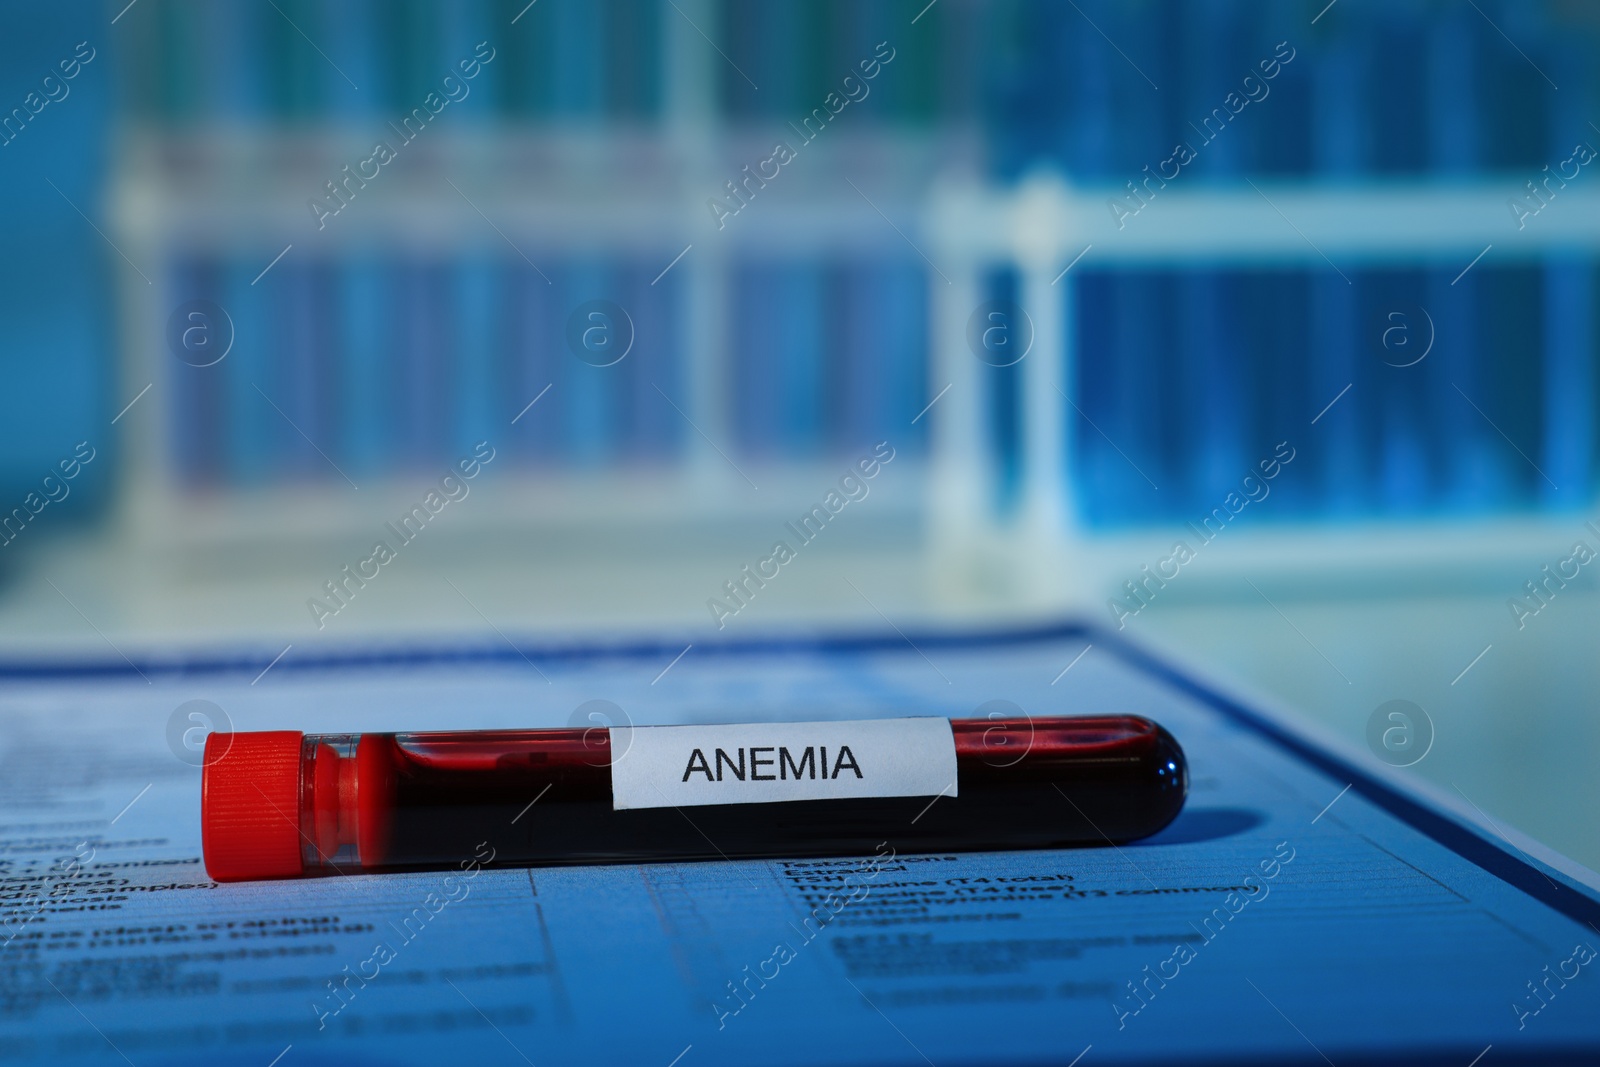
[201,715,1186,882]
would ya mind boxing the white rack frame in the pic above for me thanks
[103,0,1600,605]
[923,174,1600,604]
[107,125,948,558]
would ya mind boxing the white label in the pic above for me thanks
[609,718,957,811]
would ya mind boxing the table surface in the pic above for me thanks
[1,523,1594,875]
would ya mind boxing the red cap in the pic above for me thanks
[202,731,305,882]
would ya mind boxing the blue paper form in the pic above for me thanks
[1,623,1596,1065]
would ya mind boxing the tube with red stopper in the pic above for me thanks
[201,715,1186,882]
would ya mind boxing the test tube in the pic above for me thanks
[201,715,1186,881]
